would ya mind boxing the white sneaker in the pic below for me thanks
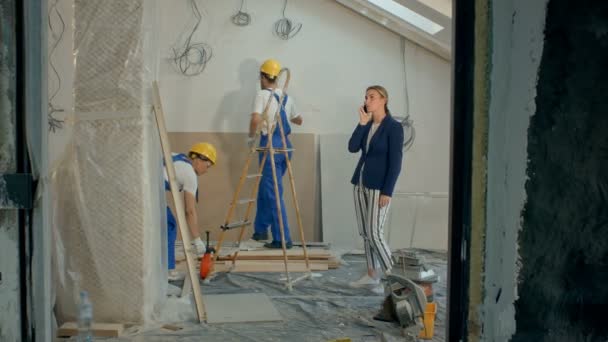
[349,274,380,288]
[370,283,385,295]
[168,269,185,281]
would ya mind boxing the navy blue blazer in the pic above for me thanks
[348,115,404,196]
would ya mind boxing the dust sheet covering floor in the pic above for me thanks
[61,250,447,342]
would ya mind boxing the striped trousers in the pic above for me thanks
[353,185,394,273]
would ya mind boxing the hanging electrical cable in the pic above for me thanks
[48,0,65,132]
[171,0,213,76]
[273,0,302,40]
[400,37,416,152]
[231,0,251,27]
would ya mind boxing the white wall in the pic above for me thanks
[156,0,452,250]
[158,0,409,134]
[48,0,452,250]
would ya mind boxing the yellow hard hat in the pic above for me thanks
[260,59,281,78]
[189,142,217,165]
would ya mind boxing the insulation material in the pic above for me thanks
[51,0,165,324]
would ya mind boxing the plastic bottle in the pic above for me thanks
[77,291,93,342]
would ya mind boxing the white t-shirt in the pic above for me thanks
[252,88,300,135]
[163,153,198,195]
[360,122,381,185]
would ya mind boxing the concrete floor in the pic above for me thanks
[57,250,447,342]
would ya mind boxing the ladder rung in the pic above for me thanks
[221,220,251,230]
[255,147,295,153]
[236,198,255,204]
[246,173,262,178]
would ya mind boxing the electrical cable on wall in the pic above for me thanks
[171,0,213,76]
[273,0,302,40]
[400,37,415,152]
[231,0,251,27]
[48,0,65,132]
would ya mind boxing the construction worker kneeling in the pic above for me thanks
[248,58,303,249]
[164,142,217,280]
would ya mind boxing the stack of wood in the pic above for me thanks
[214,246,340,272]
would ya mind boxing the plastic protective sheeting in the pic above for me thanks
[50,0,166,325]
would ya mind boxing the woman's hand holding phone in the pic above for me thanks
[359,105,371,125]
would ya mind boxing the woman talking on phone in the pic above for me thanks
[347,85,404,293]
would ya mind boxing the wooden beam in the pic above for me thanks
[57,322,124,338]
[214,261,329,272]
[152,81,206,323]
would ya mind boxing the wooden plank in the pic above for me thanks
[218,249,331,261]
[292,242,331,248]
[152,81,206,323]
[214,261,328,272]
[217,255,329,261]
[57,322,124,338]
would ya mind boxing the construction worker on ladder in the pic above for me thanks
[165,142,217,280]
[247,58,303,249]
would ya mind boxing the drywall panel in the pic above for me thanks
[319,134,361,251]
[204,293,282,324]
[386,194,449,250]
[168,132,319,243]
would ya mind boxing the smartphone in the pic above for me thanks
[363,104,368,113]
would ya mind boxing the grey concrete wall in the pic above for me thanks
[481,0,549,340]
[513,0,608,340]
[0,1,21,340]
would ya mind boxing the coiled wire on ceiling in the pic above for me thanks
[273,0,302,40]
[172,0,213,76]
[48,0,65,132]
[231,0,251,27]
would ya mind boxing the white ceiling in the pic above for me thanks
[334,0,452,60]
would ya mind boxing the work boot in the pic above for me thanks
[264,241,293,249]
[252,232,269,241]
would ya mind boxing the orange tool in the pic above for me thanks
[199,231,215,279]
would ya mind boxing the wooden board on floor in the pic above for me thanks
[57,322,124,338]
[214,260,328,272]
[218,248,332,261]
[204,293,282,324]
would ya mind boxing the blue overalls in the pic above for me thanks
[164,153,198,270]
[254,91,293,244]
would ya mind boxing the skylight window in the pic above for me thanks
[367,0,444,35]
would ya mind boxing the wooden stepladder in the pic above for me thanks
[213,68,311,290]
[152,81,206,323]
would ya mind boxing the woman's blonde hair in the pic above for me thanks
[366,85,390,115]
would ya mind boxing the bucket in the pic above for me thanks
[419,302,437,339]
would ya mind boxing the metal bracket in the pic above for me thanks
[0,173,34,209]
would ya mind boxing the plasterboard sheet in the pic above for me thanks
[204,293,282,324]
[320,134,362,251]
[385,195,449,250]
